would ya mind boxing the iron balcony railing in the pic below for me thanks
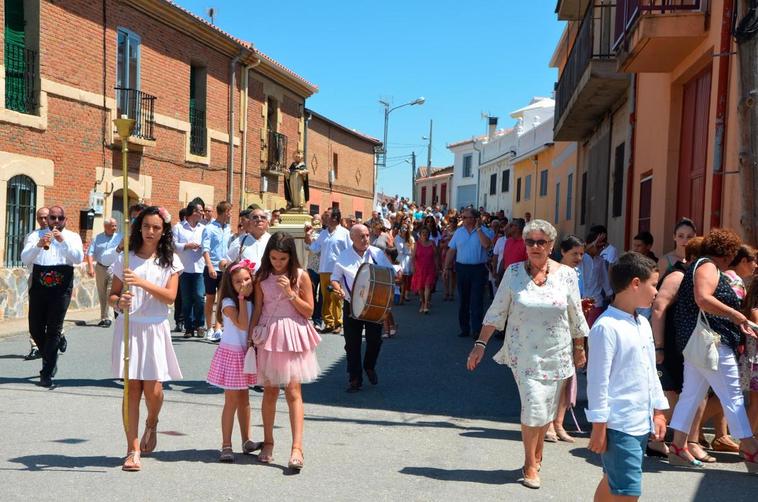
[267,130,288,172]
[115,87,157,141]
[189,106,207,155]
[4,41,37,115]
[555,2,617,124]
[614,0,704,48]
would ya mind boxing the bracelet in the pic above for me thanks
[573,344,585,350]
[288,293,297,301]
[474,340,487,348]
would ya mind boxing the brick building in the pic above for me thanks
[0,0,379,319]
[304,109,380,220]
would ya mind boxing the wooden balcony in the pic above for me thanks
[554,3,629,141]
[614,0,708,72]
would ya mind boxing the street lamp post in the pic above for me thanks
[113,115,135,433]
[376,96,425,201]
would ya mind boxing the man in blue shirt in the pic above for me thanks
[202,201,232,342]
[85,217,121,327]
[442,208,494,338]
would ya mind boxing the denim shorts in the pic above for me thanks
[601,429,648,497]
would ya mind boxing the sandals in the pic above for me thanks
[389,324,398,337]
[288,446,304,471]
[711,436,740,453]
[258,442,274,464]
[554,427,575,443]
[687,442,717,463]
[122,450,141,472]
[739,447,758,474]
[668,443,704,468]
[219,445,234,463]
[520,467,540,489]
[140,419,158,454]
[242,440,264,455]
[544,426,558,443]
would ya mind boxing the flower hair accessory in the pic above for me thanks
[228,259,255,274]
[157,207,171,224]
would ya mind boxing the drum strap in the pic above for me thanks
[343,250,376,299]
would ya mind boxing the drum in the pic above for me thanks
[350,263,394,323]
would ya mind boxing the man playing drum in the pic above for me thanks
[331,224,400,393]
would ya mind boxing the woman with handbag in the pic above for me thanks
[466,220,589,489]
[251,232,321,471]
[668,229,758,473]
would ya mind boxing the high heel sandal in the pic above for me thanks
[668,443,704,468]
[288,446,304,471]
[257,442,274,464]
[739,447,758,474]
[687,441,717,463]
[140,419,158,454]
[122,450,141,472]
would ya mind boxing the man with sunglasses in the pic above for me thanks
[442,208,494,338]
[21,205,84,387]
[22,207,51,360]
[224,207,270,273]
[306,207,351,333]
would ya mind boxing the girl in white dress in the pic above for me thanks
[110,206,183,472]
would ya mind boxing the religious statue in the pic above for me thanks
[284,151,309,211]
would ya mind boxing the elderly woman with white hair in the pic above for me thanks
[467,219,588,490]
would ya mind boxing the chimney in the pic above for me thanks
[488,116,498,139]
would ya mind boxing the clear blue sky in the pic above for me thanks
[176,0,563,198]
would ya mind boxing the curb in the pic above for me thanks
[0,307,102,340]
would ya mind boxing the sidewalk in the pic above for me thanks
[0,307,101,339]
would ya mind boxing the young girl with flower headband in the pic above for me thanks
[109,206,183,472]
[252,232,321,471]
[206,258,262,462]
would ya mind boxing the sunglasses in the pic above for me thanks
[249,215,266,222]
[525,238,550,248]
[48,215,65,221]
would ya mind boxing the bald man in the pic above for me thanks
[21,205,84,387]
[86,217,121,327]
[330,224,400,393]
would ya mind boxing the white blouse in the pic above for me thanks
[484,262,589,381]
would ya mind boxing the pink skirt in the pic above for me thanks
[207,345,256,390]
[257,349,320,387]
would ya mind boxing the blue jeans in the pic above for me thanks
[308,268,323,323]
[180,272,205,331]
[455,263,488,336]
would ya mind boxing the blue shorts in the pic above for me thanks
[203,267,223,295]
[601,429,648,497]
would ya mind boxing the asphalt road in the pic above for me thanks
[0,290,755,501]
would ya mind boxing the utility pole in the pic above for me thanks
[736,0,758,243]
[426,120,433,168]
[411,151,417,201]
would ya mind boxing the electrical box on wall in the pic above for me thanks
[89,190,105,215]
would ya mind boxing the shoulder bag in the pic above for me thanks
[682,258,720,371]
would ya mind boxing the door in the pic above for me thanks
[677,67,711,232]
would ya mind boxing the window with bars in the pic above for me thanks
[189,65,207,156]
[4,0,39,115]
[4,174,36,267]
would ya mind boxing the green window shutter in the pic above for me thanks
[5,0,27,112]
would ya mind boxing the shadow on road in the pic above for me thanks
[399,466,518,485]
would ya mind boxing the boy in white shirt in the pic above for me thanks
[587,252,668,501]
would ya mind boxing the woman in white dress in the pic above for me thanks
[110,206,183,472]
[395,220,415,304]
[466,220,588,490]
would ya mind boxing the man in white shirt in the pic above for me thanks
[174,201,206,337]
[23,206,49,360]
[306,207,351,333]
[224,207,270,272]
[85,217,121,328]
[581,228,614,327]
[20,205,84,387]
[331,224,399,392]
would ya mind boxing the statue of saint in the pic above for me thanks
[284,151,309,211]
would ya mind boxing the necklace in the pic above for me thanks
[526,261,550,287]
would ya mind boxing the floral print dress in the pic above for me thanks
[484,263,589,381]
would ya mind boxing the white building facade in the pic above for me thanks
[447,138,481,210]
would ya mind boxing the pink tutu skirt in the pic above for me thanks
[207,344,256,390]
[256,315,321,386]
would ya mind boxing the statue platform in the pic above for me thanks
[273,210,314,266]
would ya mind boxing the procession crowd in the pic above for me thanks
[15,195,758,499]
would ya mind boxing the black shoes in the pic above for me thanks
[173,322,184,333]
[346,379,362,393]
[58,335,68,353]
[38,375,53,388]
[365,369,378,385]
[97,319,112,328]
[183,329,194,338]
[25,348,41,360]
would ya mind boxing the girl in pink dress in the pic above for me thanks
[411,227,438,314]
[252,232,321,471]
[110,206,183,472]
[206,259,262,462]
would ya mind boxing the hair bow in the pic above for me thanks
[229,259,255,273]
